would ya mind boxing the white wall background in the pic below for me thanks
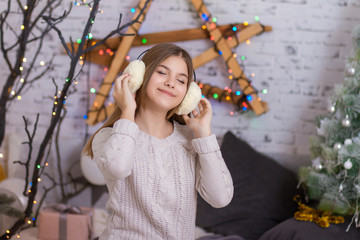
[0,0,359,205]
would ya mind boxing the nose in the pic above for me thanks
[164,78,175,88]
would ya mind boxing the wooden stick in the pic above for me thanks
[67,23,271,52]
[190,0,268,116]
[193,22,266,69]
[86,0,153,125]
[72,23,271,67]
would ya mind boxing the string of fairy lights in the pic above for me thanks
[82,7,269,120]
[2,1,268,238]
[2,1,105,239]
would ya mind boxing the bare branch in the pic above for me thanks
[9,36,55,101]
[27,0,60,34]
[19,114,40,197]
[42,10,74,59]
[84,0,151,54]
[0,1,13,71]
[55,107,67,199]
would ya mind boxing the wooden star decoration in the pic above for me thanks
[68,0,272,125]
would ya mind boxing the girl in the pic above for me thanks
[83,43,233,240]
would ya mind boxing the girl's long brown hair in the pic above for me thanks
[82,43,194,158]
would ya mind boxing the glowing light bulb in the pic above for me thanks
[17,95,22,100]
[11,90,15,95]
[23,57,27,62]
[254,16,260,21]
[246,40,251,45]
[40,61,45,66]
[19,66,24,71]
[24,5,28,10]
[21,25,25,30]
[20,78,24,83]
[244,21,249,26]
[90,88,96,93]
[131,8,136,13]
[226,96,230,101]
[0,153,3,158]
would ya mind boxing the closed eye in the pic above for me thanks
[178,79,185,84]
[157,71,166,75]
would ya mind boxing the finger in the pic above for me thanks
[192,108,199,117]
[122,75,131,89]
[182,114,190,123]
[198,101,204,112]
[201,98,211,110]
[114,76,122,92]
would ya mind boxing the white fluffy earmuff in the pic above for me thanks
[122,60,146,94]
[175,82,202,115]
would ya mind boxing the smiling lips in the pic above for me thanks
[158,88,175,97]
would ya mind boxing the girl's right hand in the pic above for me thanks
[113,73,137,120]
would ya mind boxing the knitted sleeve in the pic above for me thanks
[192,134,234,208]
[92,119,139,180]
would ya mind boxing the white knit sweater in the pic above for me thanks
[92,119,233,240]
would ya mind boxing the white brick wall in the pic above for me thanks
[1,0,360,172]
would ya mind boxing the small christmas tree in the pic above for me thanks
[299,26,360,229]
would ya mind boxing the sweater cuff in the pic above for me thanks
[192,134,220,154]
[112,119,139,139]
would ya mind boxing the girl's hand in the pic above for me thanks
[113,73,136,121]
[183,98,212,138]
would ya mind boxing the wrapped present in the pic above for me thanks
[38,204,93,240]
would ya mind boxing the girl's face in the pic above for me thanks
[145,55,189,112]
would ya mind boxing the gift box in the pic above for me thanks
[38,204,93,240]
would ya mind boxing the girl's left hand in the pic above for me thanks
[183,98,213,138]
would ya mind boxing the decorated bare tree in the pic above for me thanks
[0,0,150,238]
[0,0,67,148]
